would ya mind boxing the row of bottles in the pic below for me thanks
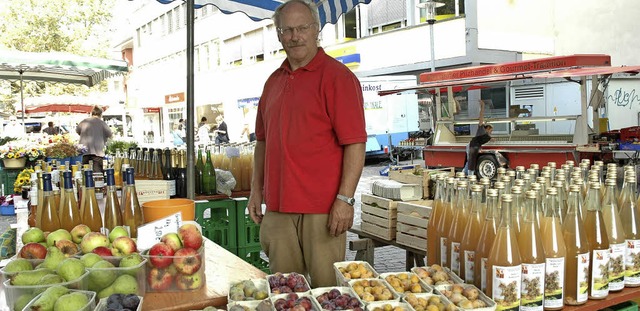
[426,159,640,310]
[194,144,255,195]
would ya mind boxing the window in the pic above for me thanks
[174,7,181,29]
[167,10,173,33]
[418,0,465,23]
[195,46,201,72]
[224,36,242,65]
[344,9,358,39]
[244,29,264,63]
[136,28,141,47]
[265,25,282,54]
[203,43,211,70]
[160,15,165,36]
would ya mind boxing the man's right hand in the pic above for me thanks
[247,190,264,224]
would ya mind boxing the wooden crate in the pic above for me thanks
[395,200,432,252]
[360,194,397,240]
[389,167,454,199]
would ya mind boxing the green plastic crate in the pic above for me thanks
[237,245,270,274]
[234,198,261,248]
[602,301,638,311]
[195,199,238,250]
[0,169,19,194]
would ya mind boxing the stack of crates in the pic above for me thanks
[0,168,20,195]
[195,198,269,273]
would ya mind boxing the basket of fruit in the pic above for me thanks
[95,293,144,311]
[410,265,463,287]
[365,301,412,311]
[311,286,364,311]
[379,272,433,296]
[271,292,322,311]
[228,279,270,304]
[433,284,496,310]
[348,278,400,306]
[227,299,273,311]
[402,293,456,311]
[22,287,96,311]
[266,272,312,296]
[334,261,379,286]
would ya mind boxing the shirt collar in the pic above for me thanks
[279,47,326,73]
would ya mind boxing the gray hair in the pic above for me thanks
[273,0,320,29]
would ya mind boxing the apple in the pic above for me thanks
[92,246,113,257]
[80,232,109,254]
[55,239,79,257]
[70,224,91,244]
[148,242,175,269]
[176,270,205,290]
[108,226,129,243]
[178,224,203,250]
[18,242,47,259]
[173,247,202,275]
[46,229,72,247]
[160,233,183,252]
[21,227,45,244]
[147,267,174,291]
[111,236,138,256]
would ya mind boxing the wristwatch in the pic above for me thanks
[336,194,355,206]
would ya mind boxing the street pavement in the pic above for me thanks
[0,158,417,274]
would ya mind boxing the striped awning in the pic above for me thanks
[155,0,372,25]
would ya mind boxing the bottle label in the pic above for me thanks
[590,249,610,298]
[463,250,475,283]
[609,242,626,291]
[625,239,640,286]
[492,264,521,311]
[29,189,38,205]
[168,180,176,196]
[543,257,564,309]
[521,263,545,311]
[575,252,590,303]
[481,257,488,292]
[440,237,448,267]
[450,242,461,275]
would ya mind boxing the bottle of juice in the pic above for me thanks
[438,177,456,268]
[39,173,61,232]
[540,187,566,310]
[487,194,522,310]
[501,176,512,194]
[602,178,626,292]
[530,163,540,178]
[448,180,469,275]
[203,146,217,195]
[553,180,567,221]
[58,171,81,232]
[122,167,144,238]
[620,174,640,287]
[82,170,103,232]
[529,182,542,229]
[460,184,483,284]
[479,177,491,217]
[510,186,523,238]
[114,149,123,187]
[195,147,204,195]
[427,173,446,266]
[103,168,123,231]
[474,188,499,292]
[584,181,610,299]
[519,190,545,311]
[562,185,590,306]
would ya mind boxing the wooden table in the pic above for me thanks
[142,238,266,311]
[348,224,425,271]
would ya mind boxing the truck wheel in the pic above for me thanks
[477,155,499,179]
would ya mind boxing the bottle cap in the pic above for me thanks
[126,167,136,185]
[511,186,522,194]
[105,168,115,186]
[487,189,498,197]
[471,185,483,192]
[569,185,581,192]
[605,179,616,186]
[42,173,53,191]
[546,187,557,195]
[525,190,537,199]
[501,194,513,202]
[84,170,95,188]
[494,181,505,189]
[63,171,73,189]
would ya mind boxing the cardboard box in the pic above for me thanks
[389,167,454,199]
[135,180,171,204]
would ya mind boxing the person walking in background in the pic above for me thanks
[76,106,112,172]
[42,121,60,135]
[178,118,186,141]
[3,115,25,138]
[172,122,185,147]
[247,0,366,288]
[214,115,229,144]
[197,116,211,146]
[463,100,493,177]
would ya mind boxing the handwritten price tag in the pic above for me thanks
[136,212,183,251]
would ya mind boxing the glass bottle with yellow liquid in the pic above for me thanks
[448,180,469,276]
[620,175,640,287]
[240,144,253,191]
[148,149,163,180]
[540,187,566,310]
[103,168,123,232]
[81,170,103,232]
[584,181,610,299]
[35,170,44,229]
[122,167,144,238]
[474,188,499,292]
[427,173,446,266]
[38,173,61,232]
[438,177,456,268]
[602,178,626,292]
[487,194,522,310]
[58,171,81,232]
[552,180,567,221]
[114,149,123,187]
[562,185,590,306]
[460,184,483,284]
[230,146,243,192]
[510,186,523,238]
[519,190,545,311]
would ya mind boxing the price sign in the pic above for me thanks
[136,212,183,251]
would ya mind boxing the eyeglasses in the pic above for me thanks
[277,23,317,37]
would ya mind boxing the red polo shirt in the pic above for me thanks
[255,48,367,214]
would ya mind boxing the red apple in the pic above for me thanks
[70,224,91,244]
[160,232,183,252]
[80,232,109,254]
[92,246,113,257]
[110,236,138,256]
[55,239,79,257]
[148,242,175,268]
[147,267,174,291]
[176,270,204,290]
[178,224,203,250]
[19,242,47,259]
[173,247,202,275]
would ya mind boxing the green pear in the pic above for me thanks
[3,258,34,273]
[88,260,117,292]
[54,292,90,311]
[80,252,103,268]
[98,274,138,298]
[14,293,37,311]
[56,258,85,282]
[39,273,66,285]
[118,253,145,277]
[46,229,72,247]
[29,285,69,311]
[10,268,53,285]
[42,246,66,270]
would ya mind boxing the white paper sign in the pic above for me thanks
[136,212,183,251]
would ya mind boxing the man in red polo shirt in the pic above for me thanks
[247,0,366,287]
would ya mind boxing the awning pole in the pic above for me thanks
[19,70,25,132]
[186,0,195,200]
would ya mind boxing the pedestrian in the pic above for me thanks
[247,0,366,288]
[214,115,229,144]
[197,116,211,146]
[463,100,493,177]
[3,115,25,139]
[172,122,185,147]
[42,121,60,135]
[178,118,186,141]
[76,106,113,173]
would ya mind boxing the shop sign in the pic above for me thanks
[143,107,161,113]
[165,92,185,104]
[326,46,360,68]
[237,97,260,108]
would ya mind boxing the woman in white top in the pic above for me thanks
[197,116,211,146]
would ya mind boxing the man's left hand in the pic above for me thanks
[327,200,354,237]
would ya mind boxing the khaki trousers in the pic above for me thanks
[260,211,346,288]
